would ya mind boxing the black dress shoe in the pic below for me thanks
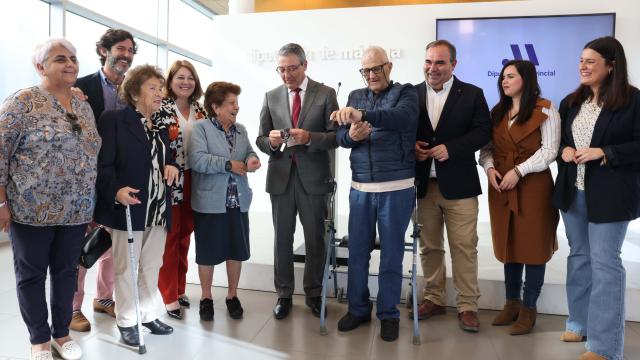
[166,308,182,320]
[226,296,244,319]
[200,298,214,321]
[305,296,326,318]
[273,298,292,320]
[337,312,371,332]
[118,325,140,346]
[142,319,174,335]
[178,295,190,308]
[380,318,400,342]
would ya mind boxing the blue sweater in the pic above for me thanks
[337,82,418,183]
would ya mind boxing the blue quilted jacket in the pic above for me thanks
[337,82,418,183]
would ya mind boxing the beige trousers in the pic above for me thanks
[112,226,166,327]
[418,180,480,312]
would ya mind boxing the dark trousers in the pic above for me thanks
[504,262,546,309]
[270,166,327,298]
[10,222,86,344]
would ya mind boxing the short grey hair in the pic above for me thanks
[32,38,77,70]
[363,46,389,63]
[278,43,306,64]
[425,40,457,63]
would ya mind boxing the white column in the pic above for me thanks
[229,0,255,14]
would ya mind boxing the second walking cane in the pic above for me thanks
[125,204,147,354]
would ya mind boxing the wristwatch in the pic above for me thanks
[358,109,367,121]
[225,160,232,172]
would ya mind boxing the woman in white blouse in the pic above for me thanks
[552,36,640,360]
[479,60,560,336]
[156,60,207,320]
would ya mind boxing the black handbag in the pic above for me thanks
[79,226,112,269]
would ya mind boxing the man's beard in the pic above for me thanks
[107,54,131,76]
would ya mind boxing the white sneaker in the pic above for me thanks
[30,350,53,360]
[51,339,82,360]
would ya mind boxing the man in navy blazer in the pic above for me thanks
[413,40,491,332]
[70,29,137,332]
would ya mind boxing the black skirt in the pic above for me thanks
[193,208,250,266]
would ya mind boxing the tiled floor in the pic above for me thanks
[0,243,639,359]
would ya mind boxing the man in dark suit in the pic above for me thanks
[256,43,338,320]
[70,29,137,332]
[413,40,491,332]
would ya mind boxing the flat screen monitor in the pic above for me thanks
[436,14,615,108]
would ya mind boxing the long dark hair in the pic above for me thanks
[490,60,540,125]
[568,36,632,110]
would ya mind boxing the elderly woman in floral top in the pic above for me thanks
[0,38,101,360]
[155,60,207,320]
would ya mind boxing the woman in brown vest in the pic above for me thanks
[479,60,560,335]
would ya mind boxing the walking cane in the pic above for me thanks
[125,205,147,354]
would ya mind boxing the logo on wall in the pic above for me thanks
[502,44,539,66]
[487,43,556,79]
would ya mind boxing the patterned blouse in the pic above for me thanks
[155,98,206,205]
[0,86,101,225]
[571,100,602,190]
[211,118,240,208]
[137,111,168,227]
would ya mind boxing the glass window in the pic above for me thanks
[65,12,110,77]
[131,38,159,69]
[168,0,213,57]
[71,0,160,39]
[0,0,49,100]
[168,51,213,101]
[66,12,159,77]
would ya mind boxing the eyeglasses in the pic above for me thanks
[65,112,82,137]
[359,62,389,76]
[276,64,302,74]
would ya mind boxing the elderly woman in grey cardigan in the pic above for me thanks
[189,81,261,321]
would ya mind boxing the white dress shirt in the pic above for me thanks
[425,76,454,178]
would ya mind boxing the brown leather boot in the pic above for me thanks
[509,305,536,335]
[492,299,521,326]
[69,310,91,332]
[560,331,586,342]
[578,351,606,360]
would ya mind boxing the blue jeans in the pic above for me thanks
[346,187,414,320]
[561,190,628,360]
[504,263,546,309]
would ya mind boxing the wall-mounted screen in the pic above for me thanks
[437,14,615,108]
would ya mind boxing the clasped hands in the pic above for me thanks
[487,167,520,192]
[229,158,262,176]
[415,141,449,162]
[330,107,371,141]
[561,146,605,164]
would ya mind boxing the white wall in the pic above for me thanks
[207,0,640,266]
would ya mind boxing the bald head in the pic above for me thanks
[362,46,389,64]
[360,46,392,94]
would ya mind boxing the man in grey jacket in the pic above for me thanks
[256,43,339,320]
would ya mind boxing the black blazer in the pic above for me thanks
[75,71,105,119]
[94,106,175,231]
[414,77,491,199]
[552,88,640,222]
